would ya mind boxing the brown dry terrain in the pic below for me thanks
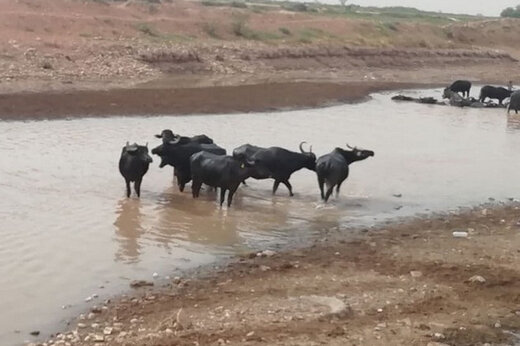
[38,204,520,346]
[0,0,520,118]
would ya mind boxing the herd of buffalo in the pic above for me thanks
[118,129,374,206]
[444,80,520,111]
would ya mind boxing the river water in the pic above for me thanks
[1,88,520,345]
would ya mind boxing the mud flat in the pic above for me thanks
[35,203,520,346]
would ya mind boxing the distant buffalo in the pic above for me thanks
[119,142,153,198]
[508,90,520,114]
[446,80,471,98]
[479,85,512,105]
[316,144,374,202]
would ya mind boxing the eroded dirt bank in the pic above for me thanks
[38,204,520,346]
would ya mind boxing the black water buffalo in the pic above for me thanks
[243,142,316,196]
[479,85,513,105]
[151,137,226,192]
[190,152,269,207]
[446,80,471,98]
[232,144,269,182]
[316,144,374,202]
[508,90,520,114]
[119,142,153,198]
[155,129,214,145]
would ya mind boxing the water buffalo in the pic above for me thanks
[155,129,214,145]
[508,90,520,114]
[119,142,153,198]
[245,142,316,196]
[446,80,471,98]
[316,144,374,202]
[151,137,226,192]
[190,152,268,207]
[479,85,513,105]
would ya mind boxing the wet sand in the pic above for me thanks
[41,204,520,346]
[0,80,428,120]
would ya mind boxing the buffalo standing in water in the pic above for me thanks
[190,152,268,207]
[235,142,316,196]
[446,80,471,98]
[151,136,226,192]
[479,85,513,105]
[508,90,520,114]
[316,144,374,202]
[119,142,153,198]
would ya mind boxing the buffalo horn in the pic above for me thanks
[154,134,163,138]
[346,143,355,150]
[299,141,308,154]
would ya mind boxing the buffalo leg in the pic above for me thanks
[335,182,343,197]
[324,186,334,202]
[282,180,294,197]
[227,187,238,207]
[317,175,325,200]
[125,179,131,198]
[272,180,281,195]
[134,178,142,198]
[192,180,202,198]
[219,188,227,207]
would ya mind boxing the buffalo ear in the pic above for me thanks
[146,142,149,148]
[126,141,129,147]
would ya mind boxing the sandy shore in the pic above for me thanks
[33,203,520,346]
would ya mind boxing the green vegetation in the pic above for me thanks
[231,14,282,40]
[501,5,520,18]
[202,22,220,39]
[135,22,159,37]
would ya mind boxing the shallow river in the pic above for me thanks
[1,88,520,345]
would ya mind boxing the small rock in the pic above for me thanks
[452,231,468,238]
[152,272,159,279]
[130,318,139,324]
[118,332,128,337]
[259,265,271,272]
[92,293,98,298]
[246,331,255,337]
[393,193,402,198]
[165,328,173,334]
[494,322,501,328]
[91,323,100,329]
[87,313,96,319]
[410,270,423,278]
[468,275,486,284]
[103,327,113,335]
[77,323,87,329]
[129,280,154,288]
[433,332,445,340]
[258,250,276,257]
[93,334,104,342]
[85,296,93,302]
[91,306,102,313]
[377,308,383,313]
[376,322,387,329]
[30,331,40,336]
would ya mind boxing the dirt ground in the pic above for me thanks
[34,204,520,346]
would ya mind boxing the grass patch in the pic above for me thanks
[231,14,282,41]
[135,22,160,37]
[202,22,220,39]
[279,27,291,35]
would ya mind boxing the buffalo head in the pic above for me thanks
[299,141,317,171]
[123,141,153,164]
[345,143,374,161]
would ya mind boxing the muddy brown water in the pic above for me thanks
[2,88,520,345]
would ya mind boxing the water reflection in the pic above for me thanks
[507,114,520,132]
[113,199,145,263]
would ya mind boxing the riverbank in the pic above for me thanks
[36,203,520,346]
[1,63,518,120]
